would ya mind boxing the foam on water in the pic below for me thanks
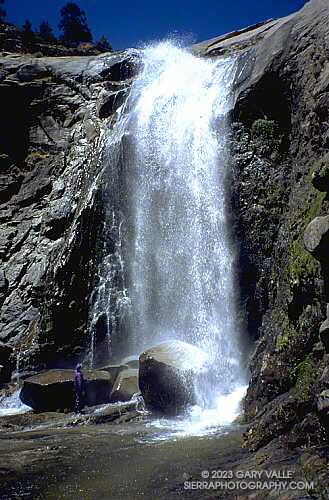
[0,390,31,417]
[145,386,247,441]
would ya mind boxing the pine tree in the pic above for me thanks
[59,2,92,47]
[21,19,35,46]
[39,21,56,44]
[96,35,112,53]
[0,0,6,23]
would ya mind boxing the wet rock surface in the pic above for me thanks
[0,49,138,375]
[221,0,329,457]
[0,342,13,382]
[109,368,139,403]
[139,341,205,415]
[0,419,321,499]
[20,369,112,411]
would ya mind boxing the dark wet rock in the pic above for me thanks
[223,0,329,453]
[0,342,13,382]
[110,368,139,403]
[244,391,313,452]
[139,340,205,416]
[317,389,329,413]
[287,413,325,450]
[0,269,8,307]
[0,411,62,433]
[74,399,145,425]
[304,216,329,262]
[20,369,112,412]
[0,399,144,432]
[320,319,329,352]
[312,157,329,192]
[0,49,134,373]
[97,89,128,118]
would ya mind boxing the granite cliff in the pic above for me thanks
[200,0,329,463]
[0,49,138,379]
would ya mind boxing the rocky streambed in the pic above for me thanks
[0,417,318,500]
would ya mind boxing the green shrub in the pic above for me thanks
[251,118,282,158]
[251,118,279,142]
[291,358,316,400]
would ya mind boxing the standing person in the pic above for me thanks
[74,363,85,414]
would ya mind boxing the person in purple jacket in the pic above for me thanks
[74,363,86,414]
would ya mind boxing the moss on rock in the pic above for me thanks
[291,357,317,401]
[251,118,282,158]
[288,240,319,286]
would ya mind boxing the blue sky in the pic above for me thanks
[6,0,307,50]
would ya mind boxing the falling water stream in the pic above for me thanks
[115,42,247,435]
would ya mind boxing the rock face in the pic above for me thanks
[20,369,112,411]
[0,50,138,375]
[312,156,329,192]
[212,0,329,452]
[139,340,206,415]
[304,216,329,261]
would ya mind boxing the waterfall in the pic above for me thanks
[104,41,246,425]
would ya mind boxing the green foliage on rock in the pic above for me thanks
[286,186,325,288]
[288,240,319,286]
[291,357,316,401]
[251,118,282,157]
[275,316,298,352]
[251,118,279,141]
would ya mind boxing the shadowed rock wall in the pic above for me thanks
[0,51,137,379]
[206,0,329,450]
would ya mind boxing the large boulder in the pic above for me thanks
[139,340,207,416]
[20,369,112,412]
[304,216,329,262]
[110,368,140,403]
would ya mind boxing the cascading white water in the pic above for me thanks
[108,41,246,430]
[124,41,246,418]
[0,391,30,417]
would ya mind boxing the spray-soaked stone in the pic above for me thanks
[20,369,112,412]
[139,340,206,416]
[110,368,139,403]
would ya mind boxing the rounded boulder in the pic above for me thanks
[139,340,207,416]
